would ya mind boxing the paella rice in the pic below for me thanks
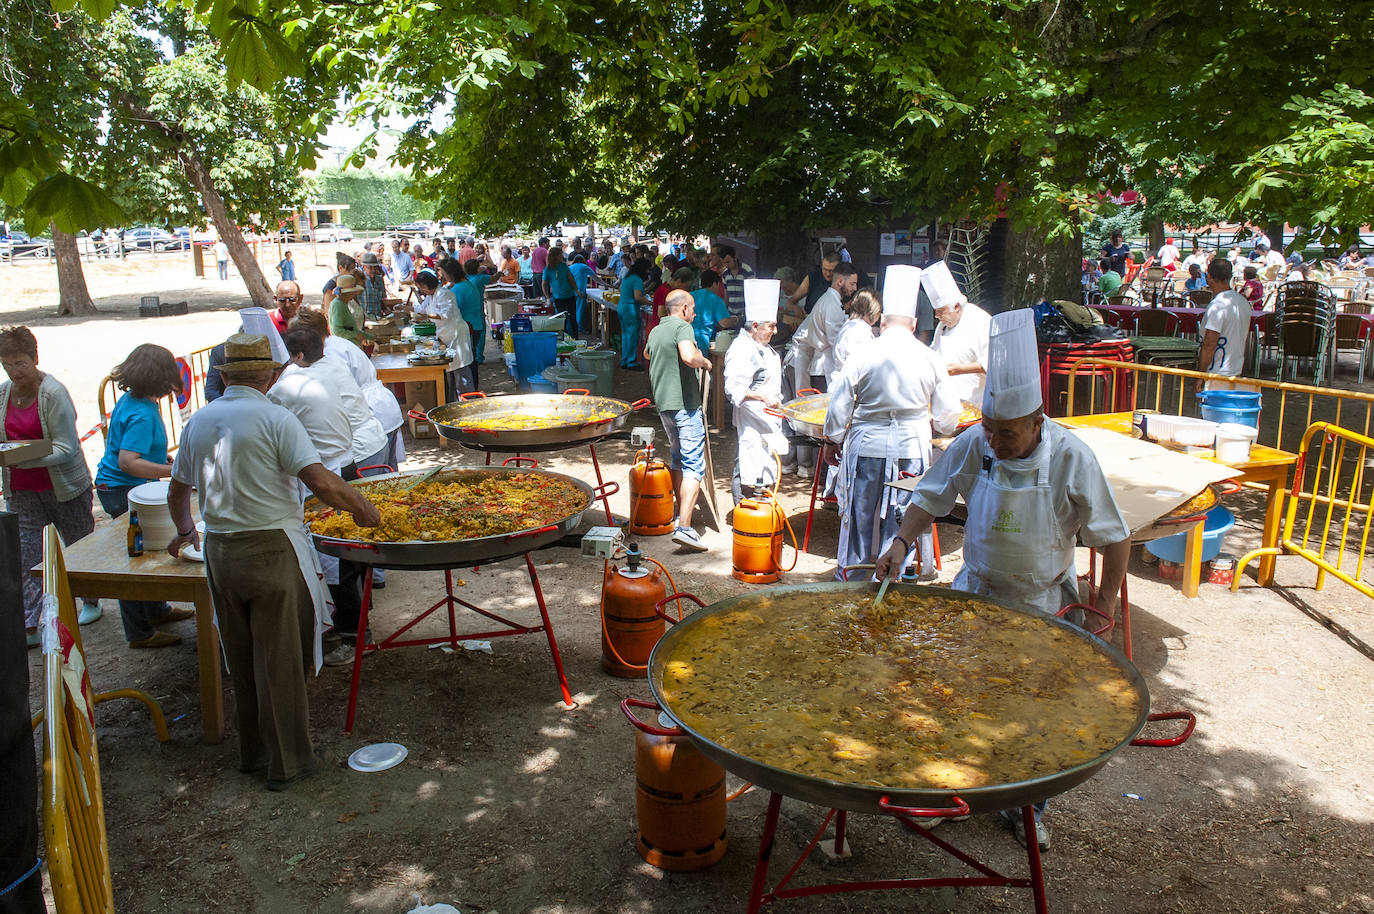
[659,590,1141,791]
[440,407,620,432]
[307,472,587,543]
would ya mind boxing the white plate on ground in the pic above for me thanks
[348,742,408,772]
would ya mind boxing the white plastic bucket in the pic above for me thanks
[1214,423,1258,464]
[127,480,176,551]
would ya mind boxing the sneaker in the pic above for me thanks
[78,600,103,625]
[999,809,1050,851]
[671,526,709,552]
[129,630,182,649]
[323,641,358,667]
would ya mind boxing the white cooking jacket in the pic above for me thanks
[829,318,877,389]
[724,333,786,486]
[824,330,961,458]
[806,289,847,379]
[931,301,991,406]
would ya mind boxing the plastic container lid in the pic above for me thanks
[348,742,408,772]
[1215,422,1258,441]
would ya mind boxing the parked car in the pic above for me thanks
[391,220,436,238]
[123,226,183,252]
[313,222,353,243]
[0,229,51,260]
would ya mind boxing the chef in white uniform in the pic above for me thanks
[805,262,857,388]
[875,308,1130,614]
[924,263,992,408]
[724,279,788,504]
[825,265,961,580]
[828,288,880,389]
[875,308,1131,851]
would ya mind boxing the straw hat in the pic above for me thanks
[335,272,363,297]
[218,333,286,375]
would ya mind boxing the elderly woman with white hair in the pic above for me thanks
[724,279,788,505]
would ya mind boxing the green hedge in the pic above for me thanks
[313,168,429,231]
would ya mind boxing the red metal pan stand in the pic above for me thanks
[742,711,1194,913]
[338,541,573,734]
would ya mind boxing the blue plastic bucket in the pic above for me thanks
[1197,390,1261,428]
[526,371,557,394]
[513,331,557,388]
[1144,505,1236,564]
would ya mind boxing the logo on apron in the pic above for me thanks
[991,509,1020,534]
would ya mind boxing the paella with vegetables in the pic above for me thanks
[658,589,1140,791]
[307,472,588,543]
[438,407,622,432]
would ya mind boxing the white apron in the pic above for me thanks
[955,442,1078,616]
[731,341,786,488]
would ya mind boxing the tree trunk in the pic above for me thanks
[181,151,275,310]
[1147,219,1165,258]
[52,225,97,316]
[1002,220,1083,308]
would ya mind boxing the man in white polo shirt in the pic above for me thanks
[1198,258,1252,390]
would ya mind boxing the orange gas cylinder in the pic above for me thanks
[601,545,667,678]
[624,698,727,871]
[732,491,784,583]
[629,447,676,536]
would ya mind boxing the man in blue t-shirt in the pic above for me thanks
[690,270,739,352]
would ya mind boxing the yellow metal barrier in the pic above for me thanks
[1233,422,1374,599]
[32,526,169,739]
[95,343,217,454]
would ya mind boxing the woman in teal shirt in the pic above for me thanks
[441,258,483,391]
[94,345,188,648]
[618,260,651,369]
[543,248,578,335]
[462,258,491,369]
[691,269,734,352]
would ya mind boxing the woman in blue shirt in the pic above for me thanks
[462,258,491,369]
[568,254,595,337]
[543,248,578,335]
[94,345,188,648]
[691,269,734,352]
[618,260,652,369]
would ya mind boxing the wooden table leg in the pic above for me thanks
[1182,517,1204,598]
[194,584,224,744]
[433,366,450,449]
[1257,470,1286,586]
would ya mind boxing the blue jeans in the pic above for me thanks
[96,485,171,641]
[660,409,706,481]
[217,259,228,280]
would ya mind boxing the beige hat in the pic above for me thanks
[218,333,286,375]
[334,272,363,297]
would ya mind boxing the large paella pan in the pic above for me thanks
[646,581,1188,816]
[780,391,981,441]
[421,391,652,452]
[306,466,592,569]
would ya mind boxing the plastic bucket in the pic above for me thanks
[1198,390,1261,428]
[128,480,176,552]
[1144,505,1236,565]
[573,349,618,397]
[555,370,598,393]
[1214,423,1258,463]
[527,372,557,394]
[513,331,558,388]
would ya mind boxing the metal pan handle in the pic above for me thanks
[628,398,653,411]
[357,464,395,476]
[593,481,621,500]
[764,407,785,418]
[621,698,682,737]
[1213,480,1243,496]
[798,388,821,396]
[407,409,429,421]
[878,795,971,819]
[318,539,379,552]
[505,524,558,542]
[654,591,705,624]
[563,388,591,396]
[838,563,875,582]
[1056,603,1114,638]
[1130,711,1196,748]
[502,456,539,468]
[459,391,487,400]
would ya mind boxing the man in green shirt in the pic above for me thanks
[1097,259,1123,298]
[645,290,713,551]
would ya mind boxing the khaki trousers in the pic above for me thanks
[205,529,315,781]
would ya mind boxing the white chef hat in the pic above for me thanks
[238,307,290,365]
[982,308,1042,420]
[920,262,966,310]
[882,264,921,317]
[743,278,780,323]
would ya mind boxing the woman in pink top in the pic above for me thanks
[0,326,96,646]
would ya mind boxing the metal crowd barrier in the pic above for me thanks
[1233,422,1374,599]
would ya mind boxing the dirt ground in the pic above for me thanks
[5,252,1374,914]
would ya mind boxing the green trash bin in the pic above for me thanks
[573,349,618,398]
[555,370,598,394]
